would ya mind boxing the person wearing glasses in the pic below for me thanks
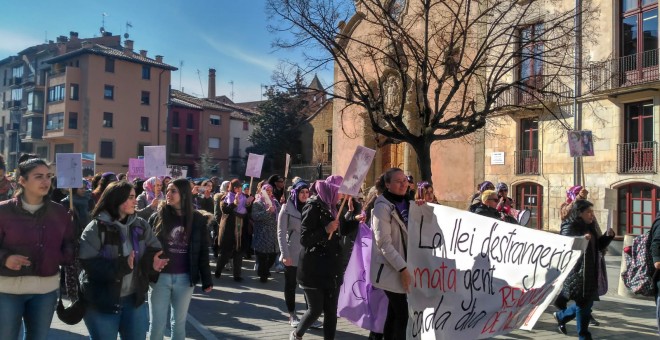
[474,190,503,220]
[495,182,517,224]
[268,175,287,204]
[0,155,76,340]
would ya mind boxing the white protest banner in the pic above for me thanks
[144,146,167,178]
[339,146,376,196]
[128,158,145,182]
[55,153,83,188]
[245,153,265,178]
[407,204,587,339]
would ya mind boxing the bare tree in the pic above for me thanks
[267,0,597,181]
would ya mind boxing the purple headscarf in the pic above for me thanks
[290,181,310,211]
[479,181,494,192]
[325,175,343,187]
[315,180,339,218]
[142,176,164,203]
[257,183,279,208]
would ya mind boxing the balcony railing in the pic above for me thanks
[495,76,573,108]
[589,49,660,92]
[617,141,657,174]
[515,149,541,175]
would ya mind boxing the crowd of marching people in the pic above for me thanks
[0,151,643,340]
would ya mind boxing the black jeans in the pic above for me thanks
[384,291,408,340]
[284,265,298,312]
[255,251,276,279]
[215,249,243,278]
[295,287,339,340]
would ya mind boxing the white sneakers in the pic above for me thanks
[289,315,300,328]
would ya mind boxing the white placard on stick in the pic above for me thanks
[144,146,167,178]
[339,146,376,196]
[284,153,291,179]
[245,153,265,178]
[56,153,83,188]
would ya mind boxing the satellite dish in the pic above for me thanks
[124,33,129,39]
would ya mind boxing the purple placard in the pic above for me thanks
[339,146,376,196]
[128,158,144,182]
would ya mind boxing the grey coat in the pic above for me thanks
[277,202,303,266]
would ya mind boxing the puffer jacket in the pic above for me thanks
[79,212,161,314]
[370,194,408,294]
[560,218,613,301]
[0,197,75,278]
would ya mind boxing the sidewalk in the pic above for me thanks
[49,255,658,339]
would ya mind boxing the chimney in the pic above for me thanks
[124,40,134,54]
[155,55,163,63]
[139,50,147,57]
[56,35,68,43]
[208,68,216,99]
[69,31,79,40]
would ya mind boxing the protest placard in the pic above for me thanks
[144,146,167,178]
[339,146,376,196]
[284,153,291,179]
[55,153,82,189]
[82,153,96,177]
[167,165,188,179]
[406,204,587,339]
[128,158,145,182]
[245,153,265,178]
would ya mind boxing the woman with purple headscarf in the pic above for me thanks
[291,180,349,340]
[251,183,281,282]
[136,176,163,219]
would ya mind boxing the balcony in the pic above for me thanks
[515,149,541,175]
[617,141,657,174]
[589,49,660,93]
[495,76,573,108]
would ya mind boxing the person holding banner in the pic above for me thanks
[78,180,165,339]
[277,180,311,327]
[136,177,164,220]
[148,178,213,340]
[554,199,615,339]
[292,180,347,340]
[0,157,76,340]
[251,183,281,283]
[214,179,251,281]
[370,168,411,340]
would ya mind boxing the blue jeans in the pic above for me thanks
[148,273,194,340]
[0,290,57,340]
[83,294,148,340]
[556,299,593,340]
[656,294,660,335]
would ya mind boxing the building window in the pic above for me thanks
[104,85,114,100]
[243,121,249,130]
[209,137,220,149]
[519,23,544,90]
[171,133,180,153]
[137,143,150,157]
[69,112,78,129]
[185,135,193,154]
[12,66,23,84]
[233,137,240,157]
[172,111,180,128]
[516,118,540,175]
[54,143,74,154]
[103,112,113,128]
[100,141,114,158]
[28,92,43,112]
[105,57,115,73]
[142,65,151,80]
[46,112,64,131]
[47,84,65,102]
[70,84,79,100]
[515,183,543,230]
[187,114,194,129]
[622,0,658,69]
[618,183,660,235]
[210,115,221,126]
[140,117,149,131]
[141,91,150,105]
[620,100,655,172]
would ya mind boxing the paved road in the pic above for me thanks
[49,254,657,339]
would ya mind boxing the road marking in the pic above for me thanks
[187,313,218,340]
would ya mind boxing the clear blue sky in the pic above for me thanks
[0,0,333,103]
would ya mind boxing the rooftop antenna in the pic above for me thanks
[100,12,108,35]
[229,80,234,101]
[179,60,184,91]
[124,21,132,39]
[197,69,205,98]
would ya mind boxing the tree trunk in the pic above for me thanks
[411,140,433,184]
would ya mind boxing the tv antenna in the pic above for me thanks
[100,12,108,35]
[124,21,132,39]
[229,80,234,101]
[179,60,184,91]
[197,69,205,98]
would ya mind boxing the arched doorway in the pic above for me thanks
[617,182,660,236]
[380,142,405,174]
[515,182,544,229]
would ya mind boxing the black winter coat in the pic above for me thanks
[474,204,502,220]
[297,196,348,289]
[560,218,613,301]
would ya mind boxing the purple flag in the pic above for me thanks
[338,223,388,333]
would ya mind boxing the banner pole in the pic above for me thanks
[328,196,347,240]
[249,177,254,195]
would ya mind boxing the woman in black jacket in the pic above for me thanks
[79,180,166,339]
[554,200,614,340]
[148,178,213,340]
[291,180,357,340]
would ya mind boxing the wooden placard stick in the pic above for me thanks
[328,196,347,240]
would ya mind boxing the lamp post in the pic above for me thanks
[573,0,583,186]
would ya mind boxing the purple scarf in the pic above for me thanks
[315,181,339,218]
